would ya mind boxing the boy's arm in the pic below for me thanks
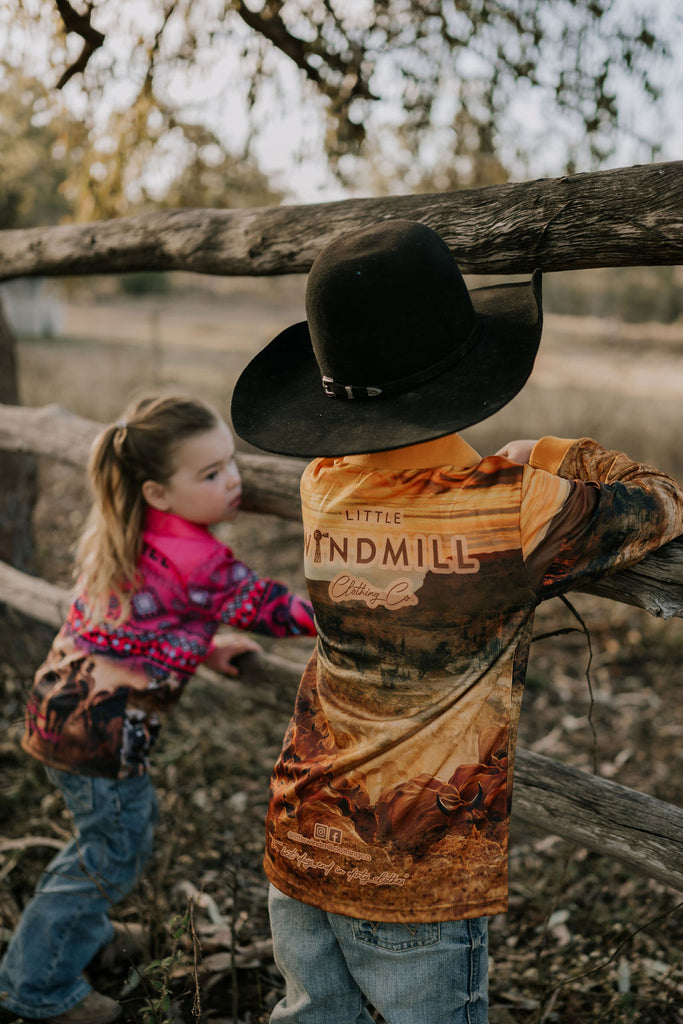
[494,439,537,465]
[518,436,683,597]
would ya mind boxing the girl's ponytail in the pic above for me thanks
[74,394,218,625]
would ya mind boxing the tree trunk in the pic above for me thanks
[0,297,37,571]
[1,162,682,281]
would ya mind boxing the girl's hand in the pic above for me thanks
[494,439,538,465]
[205,634,262,676]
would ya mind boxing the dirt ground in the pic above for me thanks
[1,284,682,1023]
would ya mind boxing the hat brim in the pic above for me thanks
[231,274,542,458]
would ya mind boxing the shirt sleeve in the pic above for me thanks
[521,436,683,597]
[186,547,316,638]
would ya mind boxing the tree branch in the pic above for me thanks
[54,0,106,88]
[233,0,323,88]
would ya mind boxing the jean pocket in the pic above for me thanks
[49,769,95,816]
[352,919,440,951]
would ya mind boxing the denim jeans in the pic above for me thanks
[0,768,157,1019]
[268,885,489,1024]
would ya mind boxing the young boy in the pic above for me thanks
[231,220,683,1024]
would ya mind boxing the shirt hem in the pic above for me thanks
[265,863,508,923]
[21,737,137,780]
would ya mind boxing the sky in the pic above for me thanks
[1,0,682,205]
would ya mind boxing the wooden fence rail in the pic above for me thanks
[1,161,682,282]
[1,401,682,892]
[2,402,682,618]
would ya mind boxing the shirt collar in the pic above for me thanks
[143,507,212,541]
[342,432,481,471]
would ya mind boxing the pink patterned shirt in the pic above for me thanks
[23,509,315,778]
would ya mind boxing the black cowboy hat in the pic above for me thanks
[231,219,542,458]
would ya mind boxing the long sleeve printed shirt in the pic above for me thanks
[264,434,683,923]
[23,508,315,778]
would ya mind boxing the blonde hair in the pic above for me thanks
[75,394,220,625]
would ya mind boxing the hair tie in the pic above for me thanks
[113,420,129,452]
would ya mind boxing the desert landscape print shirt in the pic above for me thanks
[23,508,315,778]
[264,433,683,922]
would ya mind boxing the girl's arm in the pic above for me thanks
[193,549,316,639]
[222,576,315,638]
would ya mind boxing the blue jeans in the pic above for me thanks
[268,885,489,1024]
[0,769,157,1019]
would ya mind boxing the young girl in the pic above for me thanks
[0,394,315,1024]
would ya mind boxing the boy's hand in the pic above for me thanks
[495,439,538,465]
[205,635,262,676]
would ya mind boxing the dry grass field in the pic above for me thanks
[15,273,683,476]
[1,277,682,1023]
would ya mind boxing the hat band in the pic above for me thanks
[321,319,481,401]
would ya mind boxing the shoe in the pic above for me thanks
[43,991,122,1024]
[99,920,148,970]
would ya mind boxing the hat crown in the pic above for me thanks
[305,220,476,393]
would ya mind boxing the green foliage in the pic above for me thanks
[0,62,282,227]
[122,0,673,179]
[122,909,194,1024]
[58,94,284,221]
[156,123,283,211]
[0,67,73,229]
[1,0,679,214]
